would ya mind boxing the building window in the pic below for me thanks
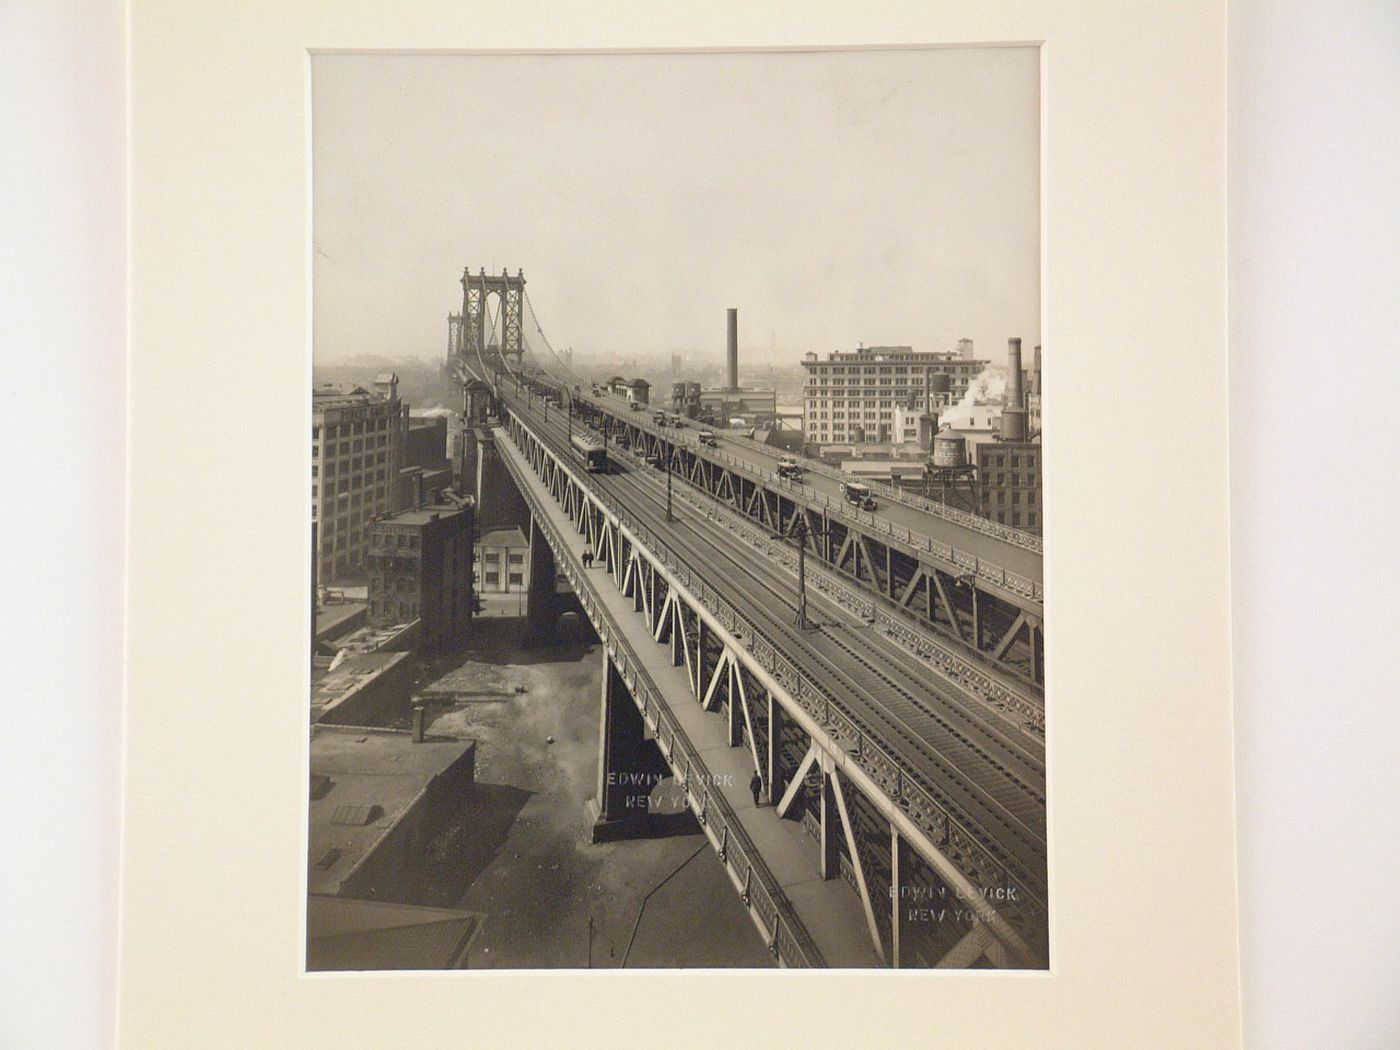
[508,573,523,587]
[485,572,499,585]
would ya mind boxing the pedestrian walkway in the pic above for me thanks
[499,433,882,968]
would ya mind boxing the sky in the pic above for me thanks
[311,47,1039,369]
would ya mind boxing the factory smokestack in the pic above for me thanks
[726,308,738,391]
[1000,337,1028,442]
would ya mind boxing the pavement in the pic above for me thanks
[412,615,773,969]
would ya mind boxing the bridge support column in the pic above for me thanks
[474,428,529,532]
[588,654,657,843]
[524,515,558,643]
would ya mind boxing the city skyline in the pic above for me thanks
[312,48,1039,368]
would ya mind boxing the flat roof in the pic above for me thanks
[311,651,410,720]
[307,895,485,971]
[478,527,527,548]
[307,726,475,897]
[376,503,469,527]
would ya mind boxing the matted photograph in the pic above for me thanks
[308,46,1045,971]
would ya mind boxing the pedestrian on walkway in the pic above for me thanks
[749,771,763,808]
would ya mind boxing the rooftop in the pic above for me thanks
[803,345,988,365]
[307,894,485,971]
[375,502,470,528]
[313,384,391,412]
[307,726,476,897]
[311,650,411,720]
[478,526,528,549]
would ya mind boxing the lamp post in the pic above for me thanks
[775,515,826,630]
[792,516,808,629]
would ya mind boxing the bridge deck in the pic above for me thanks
[499,430,883,968]
[584,388,1043,583]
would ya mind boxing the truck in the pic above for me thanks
[777,455,803,480]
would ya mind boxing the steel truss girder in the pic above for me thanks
[576,404,1043,690]
[499,408,1043,968]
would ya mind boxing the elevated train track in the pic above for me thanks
[493,367,1046,692]
[496,382,1048,962]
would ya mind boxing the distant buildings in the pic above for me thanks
[605,376,651,405]
[800,342,989,447]
[313,374,409,582]
[367,498,475,652]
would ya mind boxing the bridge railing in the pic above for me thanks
[498,433,827,969]
[720,429,1044,555]
[664,477,1045,736]
[554,388,1043,603]
[502,409,1047,936]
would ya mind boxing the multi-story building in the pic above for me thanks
[313,375,409,583]
[366,498,475,651]
[800,342,989,447]
[475,527,529,594]
[975,440,1042,535]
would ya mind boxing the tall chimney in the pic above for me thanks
[726,308,738,391]
[1033,344,1043,397]
[1000,337,1028,442]
[411,704,426,743]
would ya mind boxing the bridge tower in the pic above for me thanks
[459,266,526,369]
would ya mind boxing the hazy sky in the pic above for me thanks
[312,48,1039,368]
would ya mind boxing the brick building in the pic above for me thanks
[366,499,475,651]
[975,440,1042,535]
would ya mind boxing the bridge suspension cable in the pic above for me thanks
[521,290,588,387]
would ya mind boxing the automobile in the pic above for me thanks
[841,481,877,510]
[670,416,686,428]
[644,452,663,468]
[777,456,803,479]
[652,412,668,427]
[697,430,717,448]
[629,401,642,410]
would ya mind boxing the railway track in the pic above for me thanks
[514,400,1047,887]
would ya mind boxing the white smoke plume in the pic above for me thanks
[938,365,1006,430]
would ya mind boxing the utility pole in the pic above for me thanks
[665,443,674,522]
[793,516,808,630]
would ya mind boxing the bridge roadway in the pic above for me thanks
[573,384,1042,586]
[497,431,881,966]
[508,393,1048,910]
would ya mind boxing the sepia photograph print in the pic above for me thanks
[308,46,1046,971]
